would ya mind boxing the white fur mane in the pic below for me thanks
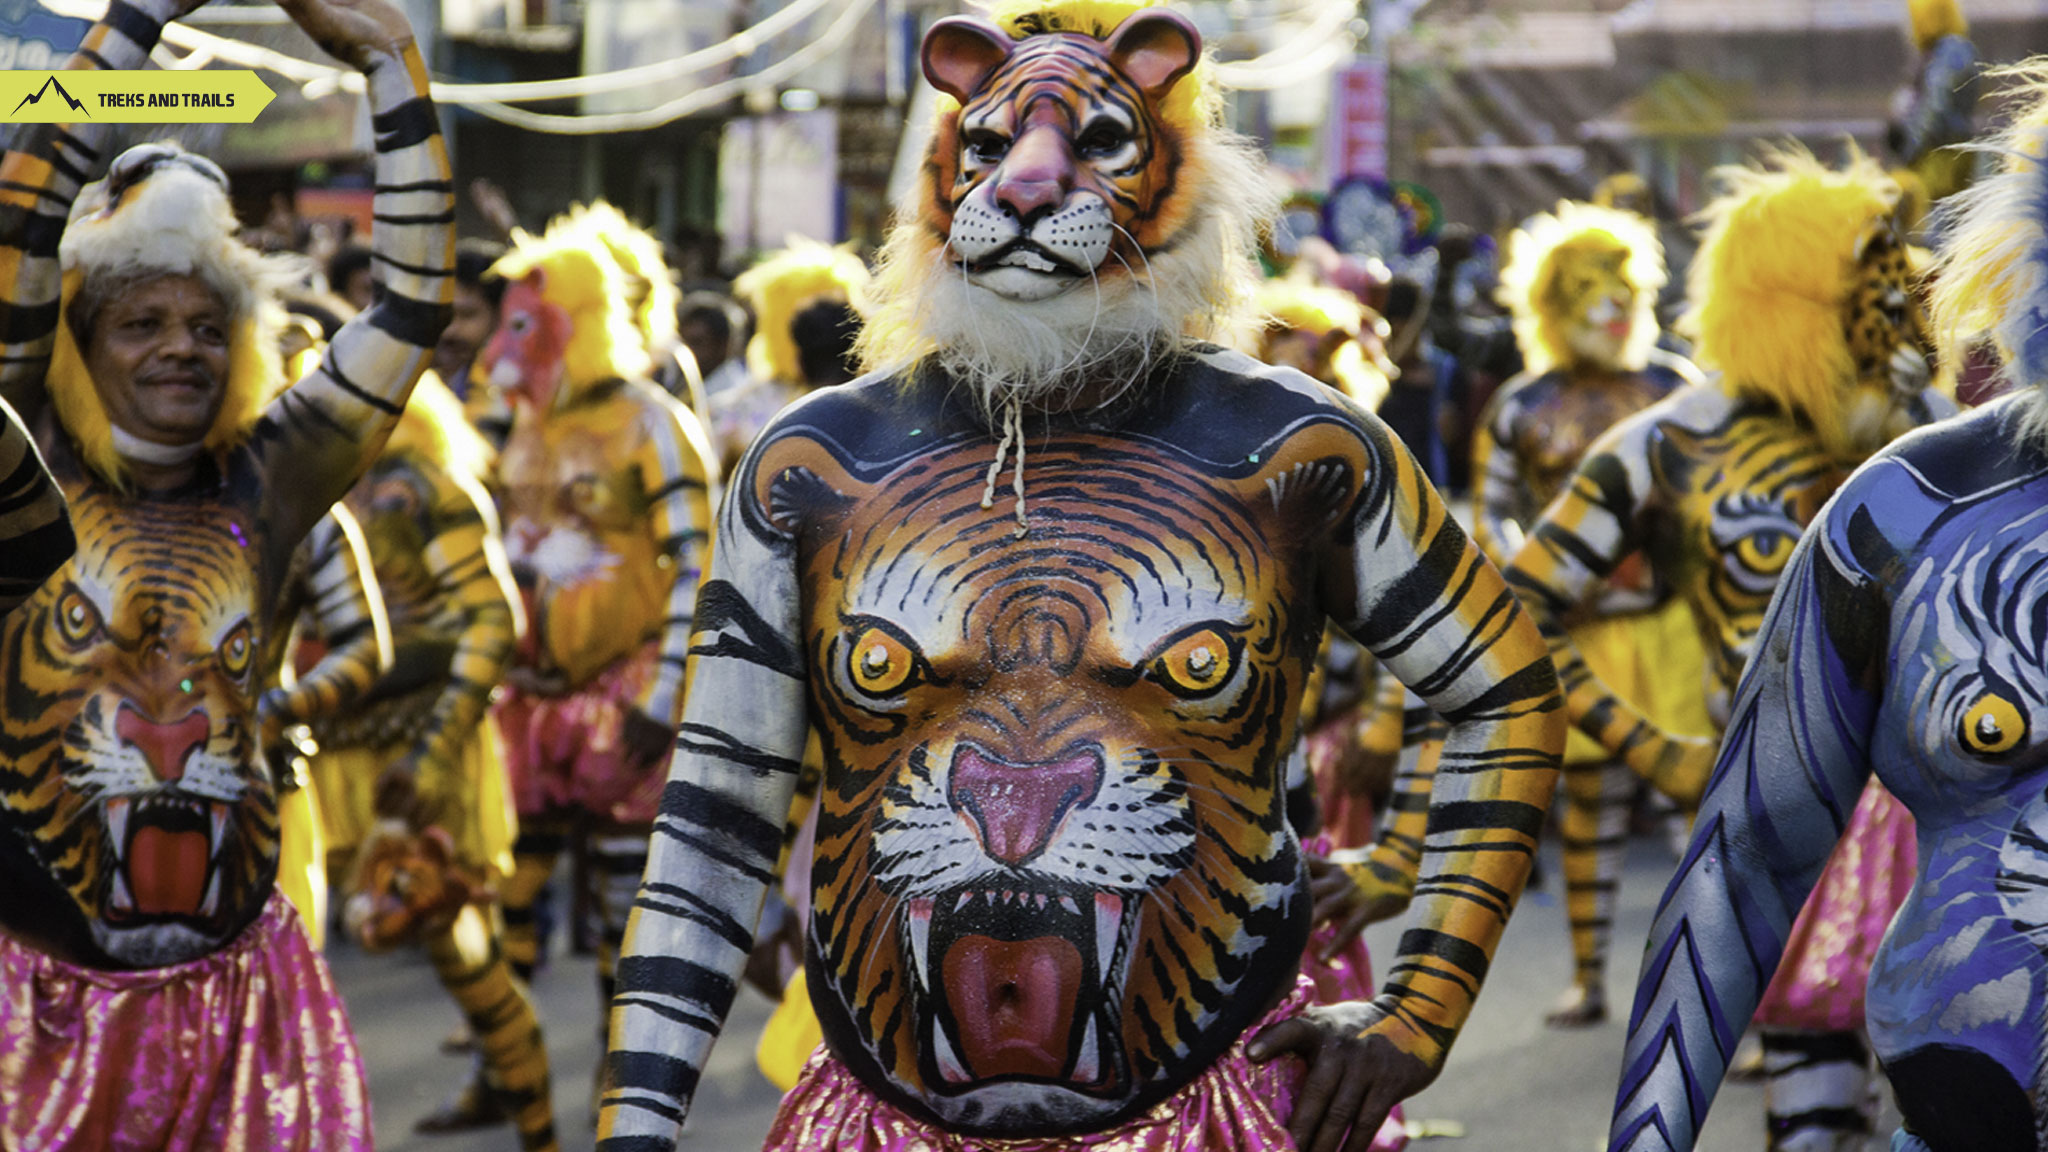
[861,128,1275,424]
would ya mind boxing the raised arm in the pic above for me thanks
[597,426,805,1149]
[0,395,71,617]
[0,0,199,417]
[254,0,453,546]
[1258,410,1565,1150]
[1609,501,1884,1152]
[1506,424,1714,800]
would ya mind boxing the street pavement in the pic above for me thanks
[331,829,1892,1151]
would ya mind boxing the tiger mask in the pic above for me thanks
[753,420,1367,1133]
[860,2,1271,420]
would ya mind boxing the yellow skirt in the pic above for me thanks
[306,720,519,884]
[758,968,826,1092]
[1566,597,1716,766]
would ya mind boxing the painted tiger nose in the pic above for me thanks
[948,744,1103,867]
[116,702,210,783]
[993,132,1073,222]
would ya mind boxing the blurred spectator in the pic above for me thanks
[1375,278,1471,495]
[435,239,507,398]
[679,291,750,398]
[328,241,377,312]
[791,299,862,389]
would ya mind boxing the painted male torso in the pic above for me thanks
[0,435,306,968]
[1477,356,1690,615]
[768,354,1350,1132]
[498,380,674,687]
[1820,401,2048,1142]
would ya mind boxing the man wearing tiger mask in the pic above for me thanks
[478,205,717,1111]
[1470,201,1714,1030]
[1508,151,1953,1151]
[0,0,452,1146]
[1613,68,2048,1152]
[599,4,1565,1151]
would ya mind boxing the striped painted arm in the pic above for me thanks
[0,0,183,417]
[1505,427,1710,800]
[1467,390,1526,571]
[1336,414,1565,1069]
[0,395,71,617]
[598,429,805,1150]
[401,464,520,799]
[630,392,718,729]
[1610,516,1874,1150]
[272,506,392,725]
[254,39,452,551]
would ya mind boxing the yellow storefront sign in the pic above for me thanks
[0,71,273,124]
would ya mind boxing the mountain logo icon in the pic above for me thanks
[11,76,89,118]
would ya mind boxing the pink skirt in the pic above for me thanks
[0,891,371,1151]
[765,978,1319,1151]
[1754,778,1917,1032]
[497,643,664,824]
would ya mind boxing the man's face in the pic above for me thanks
[434,283,497,383]
[85,274,231,445]
[678,316,726,379]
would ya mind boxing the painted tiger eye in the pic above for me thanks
[849,627,916,696]
[1735,532,1792,574]
[220,623,252,678]
[1960,693,2026,756]
[1156,628,1235,697]
[56,588,98,645]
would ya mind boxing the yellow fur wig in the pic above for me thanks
[491,213,653,395]
[1681,147,1898,435]
[733,238,870,384]
[48,161,286,490]
[558,202,679,355]
[1910,0,1967,51]
[1498,201,1666,375]
[1933,64,2048,441]
[855,0,1272,393]
[1251,281,1391,408]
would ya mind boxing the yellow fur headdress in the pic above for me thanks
[49,150,285,489]
[491,210,653,394]
[557,202,678,355]
[1252,281,1391,408]
[1498,200,1666,375]
[1933,64,2048,436]
[979,0,1219,132]
[1681,146,1898,428]
[1910,0,1967,51]
[732,238,870,384]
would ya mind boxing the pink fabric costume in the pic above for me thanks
[767,977,1318,1151]
[497,641,664,824]
[0,893,371,1151]
[1754,778,1917,1032]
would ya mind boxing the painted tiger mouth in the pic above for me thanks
[970,241,1082,277]
[103,794,230,924]
[907,880,1138,1094]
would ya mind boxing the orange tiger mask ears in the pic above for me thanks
[921,9,1200,104]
